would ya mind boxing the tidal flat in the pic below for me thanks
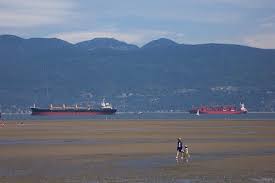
[0,120,275,183]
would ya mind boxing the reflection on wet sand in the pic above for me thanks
[0,120,275,182]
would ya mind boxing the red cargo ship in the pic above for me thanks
[189,103,248,115]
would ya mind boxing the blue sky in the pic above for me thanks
[1,0,275,48]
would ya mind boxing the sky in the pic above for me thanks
[1,0,275,48]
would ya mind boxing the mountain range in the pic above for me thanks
[0,34,275,112]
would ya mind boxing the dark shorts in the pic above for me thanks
[177,147,183,152]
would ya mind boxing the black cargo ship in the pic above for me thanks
[31,99,116,116]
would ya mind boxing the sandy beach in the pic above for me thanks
[0,119,275,183]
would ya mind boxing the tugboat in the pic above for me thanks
[189,103,248,114]
[31,99,117,116]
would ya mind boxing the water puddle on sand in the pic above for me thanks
[0,139,99,145]
[0,138,172,145]
[116,155,177,168]
[64,176,193,183]
[3,137,274,146]
[1,153,274,183]
[251,177,275,183]
[116,147,275,168]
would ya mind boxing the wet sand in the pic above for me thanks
[0,120,275,182]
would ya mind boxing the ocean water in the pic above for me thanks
[2,112,275,121]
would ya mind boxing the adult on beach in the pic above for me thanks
[176,138,184,159]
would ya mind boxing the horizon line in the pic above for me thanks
[0,34,274,50]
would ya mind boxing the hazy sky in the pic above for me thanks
[1,0,275,48]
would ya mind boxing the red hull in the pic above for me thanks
[199,111,247,114]
[189,105,248,115]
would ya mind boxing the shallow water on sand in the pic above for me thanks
[1,152,275,183]
[1,120,275,182]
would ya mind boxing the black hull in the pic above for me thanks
[31,108,117,116]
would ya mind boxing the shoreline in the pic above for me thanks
[2,118,275,123]
[2,111,275,115]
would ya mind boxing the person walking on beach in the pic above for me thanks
[176,138,184,159]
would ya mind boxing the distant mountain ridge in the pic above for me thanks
[1,34,273,51]
[75,37,139,51]
[142,38,179,48]
[0,34,275,112]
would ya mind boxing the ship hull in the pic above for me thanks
[31,108,117,116]
[189,109,247,114]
